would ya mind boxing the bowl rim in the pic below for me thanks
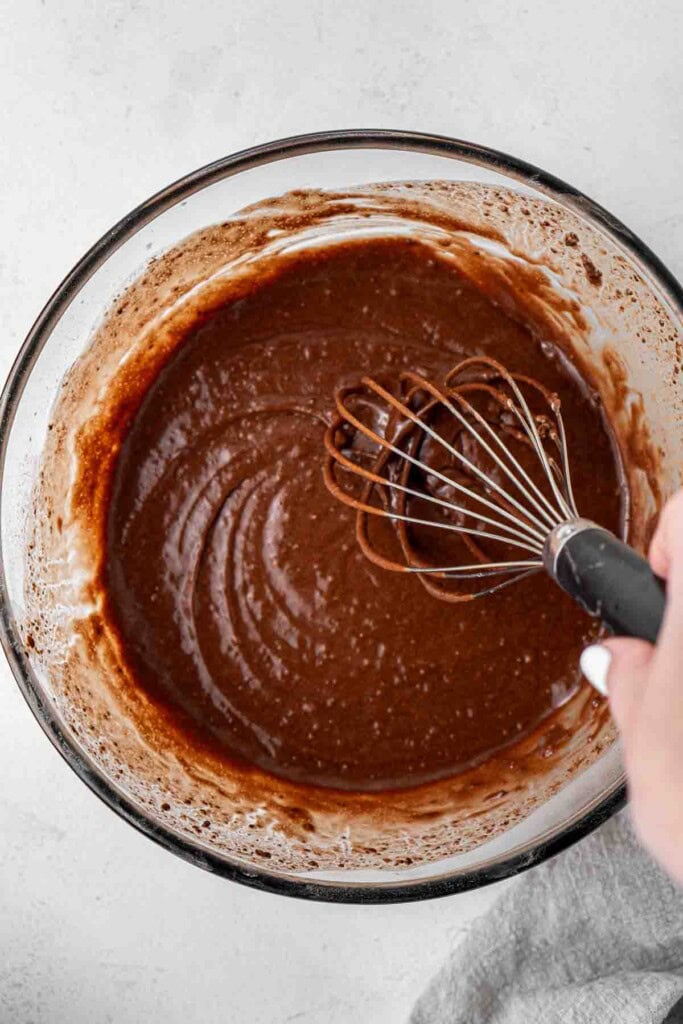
[2,128,680,904]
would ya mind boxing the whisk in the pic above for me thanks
[324,356,665,644]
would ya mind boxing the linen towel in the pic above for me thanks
[411,812,683,1023]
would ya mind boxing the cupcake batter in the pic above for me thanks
[104,236,623,792]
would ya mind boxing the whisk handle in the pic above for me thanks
[545,520,666,645]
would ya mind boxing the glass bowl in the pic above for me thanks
[2,130,682,903]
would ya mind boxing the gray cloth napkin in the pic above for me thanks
[411,812,683,1024]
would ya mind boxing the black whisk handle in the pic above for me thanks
[544,520,666,645]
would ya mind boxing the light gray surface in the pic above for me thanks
[0,2,681,1021]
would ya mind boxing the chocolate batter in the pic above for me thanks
[104,236,623,792]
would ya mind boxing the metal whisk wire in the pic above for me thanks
[323,356,580,601]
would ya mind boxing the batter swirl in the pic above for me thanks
[105,236,623,791]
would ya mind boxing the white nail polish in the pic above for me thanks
[580,645,611,696]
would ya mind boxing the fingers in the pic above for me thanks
[582,637,654,737]
[581,492,683,742]
[604,637,653,736]
[648,490,683,684]
[649,489,683,580]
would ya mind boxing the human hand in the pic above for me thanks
[580,488,683,883]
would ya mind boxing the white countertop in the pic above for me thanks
[1,1,681,1021]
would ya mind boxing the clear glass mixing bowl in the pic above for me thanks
[2,131,682,902]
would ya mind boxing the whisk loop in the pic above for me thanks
[323,355,580,601]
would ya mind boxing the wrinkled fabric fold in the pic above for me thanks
[412,813,683,1024]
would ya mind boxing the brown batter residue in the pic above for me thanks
[103,236,623,792]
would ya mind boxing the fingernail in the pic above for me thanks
[580,644,611,696]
